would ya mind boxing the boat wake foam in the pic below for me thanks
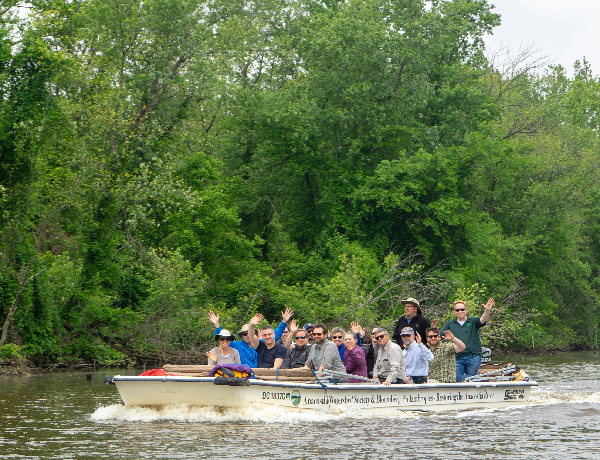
[90,403,413,423]
[528,389,600,406]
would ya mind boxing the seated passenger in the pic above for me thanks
[330,327,347,360]
[332,322,364,361]
[208,308,293,367]
[208,311,256,367]
[207,330,241,365]
[303,323,315,344]
[400,327,434,384]
[372,327,405,386]
[362,327,380,378]
[426,327,465,383]
[304,323,348,381]
[342,332,368,382]
[281,320,311,368]
[248,313,287,368]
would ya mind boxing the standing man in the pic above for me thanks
[372,328,405,386]
[304,323,348,380]
[399,327,434,384]
[426,327,465,383]
[248,313,287,368]
[392,298,431,346]
[440,298,495,382]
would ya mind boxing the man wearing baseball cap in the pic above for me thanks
[392,297,431,346]
[399,327,433,384]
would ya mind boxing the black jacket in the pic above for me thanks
[281,344,311,369]
[392,313,431,346]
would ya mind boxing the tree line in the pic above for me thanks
[1,0,599,366]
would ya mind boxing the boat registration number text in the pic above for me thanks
[262,391,291,400]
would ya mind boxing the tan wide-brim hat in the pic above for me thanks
[238,324,250,337]
[401,297,423,315]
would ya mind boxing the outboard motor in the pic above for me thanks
[481,347,492,363]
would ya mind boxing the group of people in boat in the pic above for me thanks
[206,296,495,384]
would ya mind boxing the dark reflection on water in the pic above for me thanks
[1,352,599,459]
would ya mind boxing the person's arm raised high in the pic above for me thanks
[274,308,294,341]
[207,311,222,336]
[284,319,299,350]
[480,298,495,324]
[248,313,263,350]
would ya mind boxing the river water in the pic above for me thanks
[1,352,599,459]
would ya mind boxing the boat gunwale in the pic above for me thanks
[109,375,538,390]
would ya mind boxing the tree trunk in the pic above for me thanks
[0,256,47,348]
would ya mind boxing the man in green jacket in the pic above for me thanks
[439,298,494,382]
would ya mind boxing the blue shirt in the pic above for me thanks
[214,322,288,368]
[403,341,434,377]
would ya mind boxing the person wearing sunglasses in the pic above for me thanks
[363,327,381,378]
[207,308,294,368]
[392,297,432,347]
[372,328,405,386]
[304,323,348,381]
[425,327,465,383]
[208,311,258,367]
[207,330,241,365]
[281,320,312,368]
[331,322,364,361]
[439,298,495,382]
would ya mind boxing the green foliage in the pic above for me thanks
[2,0,600,364]
[0,343,23,361]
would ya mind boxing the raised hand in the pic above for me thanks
[415,331,422,344]
[281,307,294,323]
[289,319,299,333]
[350,321,361,335]
[483,298,495,311]
[249,313,264,326]
[207,311,220,328]
[442,330,455,340]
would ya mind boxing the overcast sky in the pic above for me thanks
[484,1,600,76]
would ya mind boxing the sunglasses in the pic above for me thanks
[427,334,440,339]
[454,308,466,312]
[374,334,386,340]
[332,335,343,339]
[312,332,324,336]
[296,335,308,339]
[218,337,232,341]
[240,332,248,336]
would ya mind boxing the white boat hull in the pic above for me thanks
[108,376,537,414]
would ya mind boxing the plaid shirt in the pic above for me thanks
[428,340,456,383]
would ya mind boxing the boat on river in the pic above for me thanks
[104,365,537,414]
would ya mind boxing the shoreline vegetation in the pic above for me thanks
[2,1,600,368]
